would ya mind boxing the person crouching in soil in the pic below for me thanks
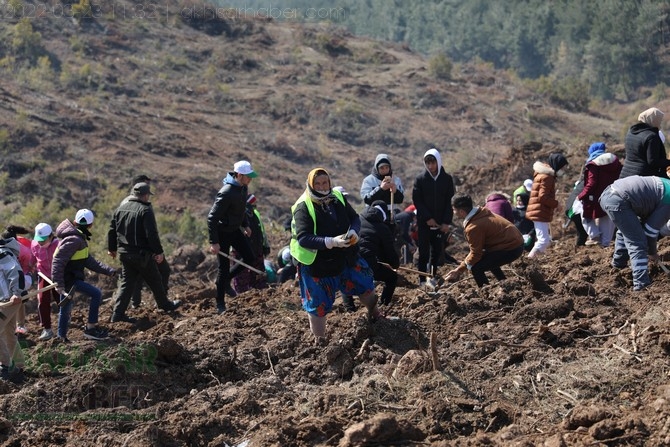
[445,193,524,287]
[599,175,670,291]
[290,168,383,345]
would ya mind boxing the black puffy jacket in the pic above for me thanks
[620,123,669,178]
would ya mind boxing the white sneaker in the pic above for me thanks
[527,249,541,259]
[425,278,438,291]
[38,329,54,341]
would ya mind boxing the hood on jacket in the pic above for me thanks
[363,200,387,222]
[0,237,21,258]
[372,153,392,180]
[591,153,619,166]
[532,161,557,176]
[486,192,510,202]
[423,148,442,178]
[223,172,239,186]
[55,219,83,239]
[638,107,664,128]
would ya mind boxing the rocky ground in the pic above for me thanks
[1,1,670,445]
[3,204,670,446]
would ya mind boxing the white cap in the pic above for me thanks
[333,186,348,196]
[34,223,52,242]
[233,160,258,178]
[523,179,533,191]
[75,209,94,225]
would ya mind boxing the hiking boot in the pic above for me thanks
[56,336,70,344]
[160,300,181,312]
[15,326,27,336]
[216,303,226,314]
[226,285,237,298]
[109,314,137,324]
[38,329,54,341]
[83,326,109,341]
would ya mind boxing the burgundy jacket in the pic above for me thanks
[577,153,623,219]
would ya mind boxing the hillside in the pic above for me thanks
[0,0,645,224]
[2,1,670,446]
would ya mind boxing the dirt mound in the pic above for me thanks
[3,212,670,446]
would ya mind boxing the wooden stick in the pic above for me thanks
[355,339,371,361]
[379,262,433,277]
[613,343,643,362]
[21,283,57,302]
[429,332,440,371]
[389,181,395,222]
[217,251,264,275]
[38,271,54,285]
[265,347,276,375]
[0,283,59,319]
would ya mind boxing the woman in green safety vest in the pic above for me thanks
[290,168,383,344]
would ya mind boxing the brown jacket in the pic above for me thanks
[526,162,558,223]
[459,207,523,271]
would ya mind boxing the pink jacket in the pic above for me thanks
[16,236,36,274]
[30,238,59,278]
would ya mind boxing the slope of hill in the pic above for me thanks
[0,0,647,225]
[3,2,670,446]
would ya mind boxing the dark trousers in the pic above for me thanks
[470,245,524,287]
[416,224,444,281]
[570,213,588,246]
[131,260,170,307]
[371,260,398,305]
[215,229,255,305]
[37,277,58,330]
[277,265,297,283]
[112,253,171,317]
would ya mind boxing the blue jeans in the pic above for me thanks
[57,280,102,339]
[600,188,650,290]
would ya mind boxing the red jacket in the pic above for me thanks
[577,153,622,219]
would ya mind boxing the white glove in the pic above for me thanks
[325,235,349,249]
[345,229,359,245]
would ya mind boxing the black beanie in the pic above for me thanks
[548,153,568,173]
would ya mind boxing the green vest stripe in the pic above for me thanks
[290,190,345,265]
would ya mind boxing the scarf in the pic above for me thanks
[305,167,335,207]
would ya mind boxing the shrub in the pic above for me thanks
[22,56,54,90]
[11,18,42,61]
[71,0,93,22]
[60,62,99,89]
[428,53,453,81]
[0,129,10,155]
[528,75,590,113]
